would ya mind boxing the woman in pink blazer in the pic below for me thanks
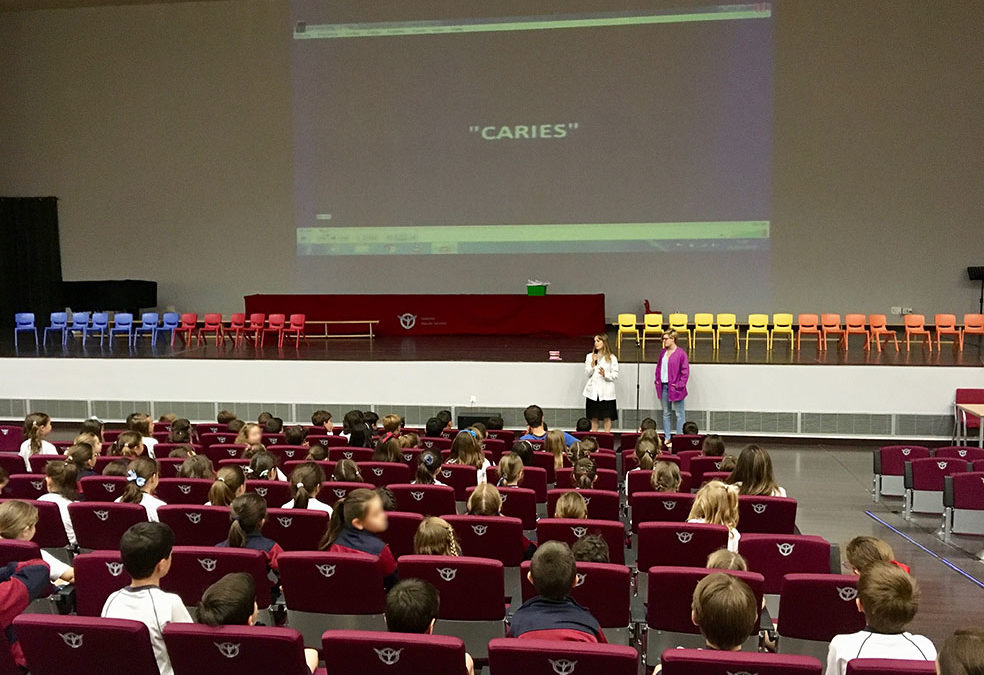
[654,329,690,445]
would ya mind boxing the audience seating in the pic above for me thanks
[488,638,638,675]
[2,499,69,549]
[245,480,292,509]
[572,430,616,449]
[329,446,374,462]
[263,508,329,551]
[397,555,505,658]
[158,505,231,546]
[659,649,822,674]
[68,502,147,550]
[267,445,307,464]
[737,495,798,534]
[0,540,41,567]
[777,573,865,661]
[626,468,690,498]
[944,471,984,539]
[935,445,984,461]
[433,464,477,501]
[307,434,349,449]
[261,432,285,446]
[322,630,468,675]
[319,480,373,503]
[630,491,695,532]
[673,436,705,453]
[535,518,626,565]
[688,455,727,487]
[377,511,424,559]
[636,523,728,596]
[466,485,537,529]
[163,546,271,614]
[73,551,127,616]
[388,484,456,517]
[15,615,160,675]
[6,474,48,500]
[486,466,548,503]
[357,461,411,488]
[844,659,937,674]
[738,533,833,602]
[555,467,617,492]
[904,314,932,351]
[278,551,386,647]
[546,488,620,521]
[154,477,213,505]
[903,457,971,517]
[646,566,764,658]
[873,445,931,499]
[164,623,317,675]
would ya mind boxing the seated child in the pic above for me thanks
[101,522,193,675]
[413,449,446,486]
[467,483,536,560]
[575,417,592,432]
[0,500,74,583]
[207,465,246,507]
[331,459,362,483]
[726,444,786,497]
[706,549,749,571]
[845,535,910,574]
[20,412,57,470]
[177,454,214,479]
[385,578,474,675]
[320,488,398,590]
[702,434,726,457]
[554,491,588,519]
[116,457,166,522]
[509,541,605,642]
[571,534,609,564]
[651,460,682,492]
[249,450,287,482]
[571,458,597,489]
[305,445,328,461]
[413,517,461,556]
[217,493,283,571]
[310,410,332,434]
[284,425,308,447]
[639,417,659,432]
[692,573,758,650]
[282,463,333,512]
[824,561,936,675]
[0,550,52,668]
[38,460,78,546]
[496,452,524,488]
[687,481,740,552]
[937,627,984,675]
[682,420,700,435]
[66,443,98,479]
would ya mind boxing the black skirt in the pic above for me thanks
[585,397,618,420]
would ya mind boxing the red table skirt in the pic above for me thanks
[244,294,606,337]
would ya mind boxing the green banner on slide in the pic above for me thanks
[293,5,772,40]
[297,221,770,255]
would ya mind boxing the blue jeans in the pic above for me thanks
[660,384,686,439]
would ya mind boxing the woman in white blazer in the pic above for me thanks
[583,334,619,432]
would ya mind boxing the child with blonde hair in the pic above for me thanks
[496,453,524,487]
[467,484,537,559]
[235,422,263,447]
[413,517,462,556]
[0,500,74,583]
[688,480,740,552]
[545,429,568,471]
[554,491,588,519]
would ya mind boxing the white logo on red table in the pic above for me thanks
[397,313,417,330]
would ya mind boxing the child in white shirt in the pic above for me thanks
[115,457,167,522]
[281,462,333,513]
[19,412,57,471]
[37,459,79,547]
[687,480,741,553]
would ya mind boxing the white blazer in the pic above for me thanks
[582,353,619,401]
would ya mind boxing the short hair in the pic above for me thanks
[858,561,919,633]
[702,434,726,456]
[217,410,237,425]
[511,440,535,466]
[257,412,273,425]
[311,410,332,427]
[692,573,758,650]
[435,410,452,428]
[682,420,699,435]
[385,579,439,633]
[575,417,592,432]
[845,536,895,573]
[227,418,245,433]
[529,541,575,601]
[284,425,307,446]
[120,522,175,579]
[639,417,658,431]
[263,417,283,434]
[381,414,401,433]
[938,627,984,675]
[363,411,380,427]
[196,572,255,626]
[486,415,504,430]
[424,417,443,437]
[571,534,610,563]
[524,405,544,428]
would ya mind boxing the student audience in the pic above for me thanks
[651,460,682,492]
[413,516,462,556]
[310,409,333,433]
[331,458,363,483]
[0,500,74,583]
[688,480,741,552]
[554,491,588,519]
[726,444,787,497]
[845,535,910,574]
[208,465,246,506]
[117,457,166,521]
[320,488,398,590]
[20,412,57,469]
[496,452,524,487]
[283,462,333,512]
[413,449,445,486]
[126,412,158,458]
[520,405,578,446]
[571,534,610,563]
[385,579,475,675]
[217,493,283,571]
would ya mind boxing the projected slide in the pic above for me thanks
[291,1,773,256]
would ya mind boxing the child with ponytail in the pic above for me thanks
[496,452,524,488]
[110,431,145,459]
[412,449,445,486]
[19,412,56,470]
[126,412,158,458]
[571,458,598,489]
[38,460,79,546]
[116,457,166,521]
[446,429,492,483]
[283,463,332,512]
[217,493,283,571]
[248,450,287,482]
[207,465,246,507]
[331,459,362,483]
[235,422,263,448]
[66,443,98,479]
[320,488,397,590]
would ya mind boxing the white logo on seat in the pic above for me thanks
[958,450,968,457]
[411,491,425,501]
[178,485,192,495]
[423,441,434,449]
[333,488,346,498]
[284,449,295,458]
[269,438,279,445]
[549,659,577,675]
[901,448,911,456]
[676,532,693,543]
[0,429,7,436]
[215,642,240,658]
[106,562,124,576]
[316,564,336,578]
[375,647,404,665]
[500,494,508,503]
[441,470,452,479]
[938,461,948,470]
[31,480,43,490]
[714,461,723,469]
[752,503,767,514]
[255,487,268,497]
[571,526,588,538]
[198,558,218,572]
[397,313,417,330]
[583,496,592,505]
[472,524,488,536]
[102,483,116,493]
[372,468,384,477]
[343,452,353,459]
[662,500,677,510]
[437,567,457,582]
[58,632,83,648]
[186,512,202,524]
[277,517,293,528]
[837,586,858,601]
[403,453,413,461]
[574,573,586,588]
[94,510,109,522]
[217,436,227,443]
[777,542,795,557]
[226,449,237,457]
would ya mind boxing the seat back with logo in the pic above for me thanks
[554,468,618,492]
[67,502,148,550]
[6,474,50,500]
[630,492,695,532]
[15,615,159,675]
[778,573,866,662]
[486,466,549,503]
[442,515,524,566]
[637,522,729,571]
[520,560,631,629]
[488,638,638,675]
[465,486,537,529]
[388,484,456,517]
[77,475,129,502]
[262,508,329,551]
[874,446,931,498]
[155,478,213,505]
[738,534,832,594]
[244,480,292,509]
[266,445,307,464]
[319,480,374,504]
[435,464,479,501]
[355,461,411,488]
[329,447,374,463]
[905,457,972,515]
[535,518,626,565]
[687,455,727,487]
[321,630,468,675]
[546,489,620,521]
[158,505,231,546]
[164,623,312,675]
[162,546,271,610]
[73,551,128,616]
[659,649,822,674]
[737,495,798,534]
[0,499,69,548]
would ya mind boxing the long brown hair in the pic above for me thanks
[227,492,266,548]
[449,431,484,469]
[497,453,524,486]
[414,449,443,485]
[545,429,566,470]
[22,413,50,456]
[651,460,681,492]
[571,458,597,489]
[289,462,325,509]
[120,457,158,504]
[208,465,246,507]
[45,460,79,501]
[111,431,144,458]
[593,333,613,360]
[726,444,779,496]
[319,488,379,549]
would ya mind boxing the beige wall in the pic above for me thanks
[1,0,981,318]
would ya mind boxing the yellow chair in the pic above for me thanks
[716,313,740,352]
[770,313,795,350]
[667,313,691,349]
[692,313,716,349]
[615,313,639,358]
[640,313,663,359]
[745,314,771,350]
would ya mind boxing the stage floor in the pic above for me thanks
[1,331,980,366]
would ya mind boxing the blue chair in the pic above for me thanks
[132,312,159,346]
[109,313,134,347]
[83,312,109,346]
[13,313,38,348]
[42,312,68,347]
[156,312,180,346]
[63,312,90,345]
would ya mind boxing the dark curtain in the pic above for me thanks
[0,197,63,327]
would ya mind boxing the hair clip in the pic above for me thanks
[217,476,225,482]
[126,470,147,488]
[296,482,304,489]
[465,429,478,439]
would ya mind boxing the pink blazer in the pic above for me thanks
[654,348,690,401]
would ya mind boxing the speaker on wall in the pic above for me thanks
[968,266,984,281]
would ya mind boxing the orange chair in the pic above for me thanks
[197,313,225,346]
[904,314,932,351]
[172,313,197,346]
[868,314,899,352]
[934,314,961,351]
[796,314,821,350]
[820,314,845,350]
[963,314,984,349]
[842,314,869,351]
[280,313,308,348]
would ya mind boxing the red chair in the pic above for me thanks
[555,467,617,492]
[796,314,822,350]
[398,555,506,659]
[388,484,456,517]
[777,573,865,661]
[0,499,69,548]
[329,447,374,463]
[845,660,937,674]
[546,488,620,521]
[466,486,537,529]
[267,446,306,464]
[320,481,374,503]
[935,446,984,461]
[321,630,468,675]
[535,518,627,566]
[172,312,197,345]
[263,508,329,551]
[280,313,307,348]
[0,453,26,476]
[674,435,705,452]
[737,495,798,534]
[660,650,822,674]
[226,313,246,348]
[442,515,525,566]
[688,456,727,488]
[630,492,695,532]
[486,466,548,503]
[356,461,410,488]
[162,546,271,611]
[259,313,286,348]
[646,566,764,657]
[873,445,931,499]
[820,313,845,350]
[903,457,970,517]
[0,427,20,453]
[589,451,616,471]
[486,429,515,444]
[377,511,423,559]
[480,437,506,460]
[738,533,832,595]
[278,551,386,647]
[944,471,984,539]
[199,431,237,447]
[197,313,225,346]
[436,464,478,501]
[626,469,690,502]
[619,432,641,451]
[73,551,127,616]
[154,477,212,505]
[935,313,962,350]
[842,313,870,351]
[419,436,453,451]
[158,505,231,546]
[245,480,292,509]
[307,434,349,450]
[637,523,729,594]
[571,431,616,449]
[15,615,160,675]
[5,474,48,500]
[68,502,147,550]
[204,444,247,465]
[164,623,315,675]
[0,539,40,567]
[27,454,67,473]
[488,639,638,675]
[904,314,932,351]
[240,312,266,346]
[868,314,900,351]
[955,388,984,446]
